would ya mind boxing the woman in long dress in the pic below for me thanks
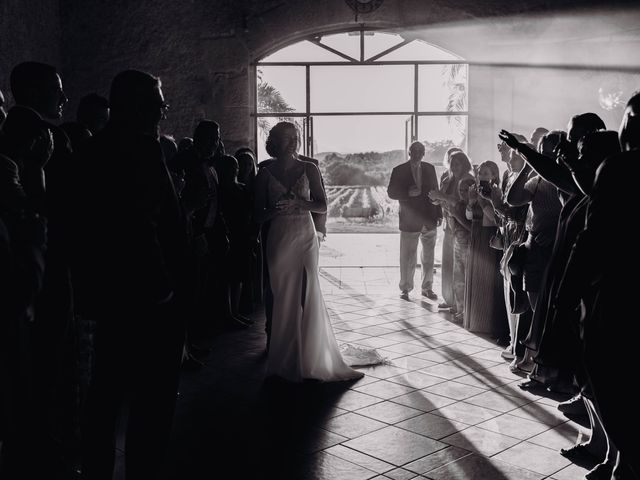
[254,122,380,382]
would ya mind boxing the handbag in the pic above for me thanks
[507,242,528,276]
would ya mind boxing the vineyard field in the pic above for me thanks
[325,185,399,232]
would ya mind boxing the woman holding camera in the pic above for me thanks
[463,161,508,337]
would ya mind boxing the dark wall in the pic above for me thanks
[3,0,637,161]
[0,0,62,106]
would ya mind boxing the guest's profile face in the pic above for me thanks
[42,73,67,120]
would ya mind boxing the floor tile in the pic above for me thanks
[549,463,592,480]
[356,400,424,424]
[325,444,395,474]
[355,379,418,400]
[385,467,420,479]
[387,371,447,389]
[423,380,487,401]
[403,446,472,475]
[396,413,469,440]
[391,391,457,412]
[463,390,532,413]
[507,402,568,427]
[526,420,588,451]
[420,363,469,380]
[493,441,572,475]
[343,426,447,466]
[334,390,384,411]
[424,453,545,480]
[324,412,389,439]
[475,413,551,440]
[430,401,503,426]
[440,426,521,456]
[390,356,438,372]
[302,451,380,480]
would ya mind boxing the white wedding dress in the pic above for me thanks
[264,168,384,382]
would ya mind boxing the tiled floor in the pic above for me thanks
[149,258,595,480]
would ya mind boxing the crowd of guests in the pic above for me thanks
[427,99,639,479]
[0,58,638,480]
[0,62,263,479]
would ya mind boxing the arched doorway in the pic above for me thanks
[254,28,468,272]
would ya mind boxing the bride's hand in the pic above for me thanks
[276,198,301,213]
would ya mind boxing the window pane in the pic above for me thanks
[320,32,361,61]
[364,32,404,60]
[418,64,468,112]
[310,65,413,112]
[257,66,306,113]
[417,115,468,166]
[376,40,461,61]
[313,115,409,233]
[261,40,348,62]
[256,117,305,163]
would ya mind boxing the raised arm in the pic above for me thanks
[499,130,578,195]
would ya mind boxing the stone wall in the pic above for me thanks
[3,0,637,163]
[0,0,61,106]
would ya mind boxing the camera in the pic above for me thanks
[478,180,492,196]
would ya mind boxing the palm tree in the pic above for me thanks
[257,68,295,141]
[442,64,467,145]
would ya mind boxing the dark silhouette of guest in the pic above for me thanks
[0,109,52,478]
[0,88,7,124]
[179,120,248,333]
[61,93,109,151]
[235,147,257,190]
[7,61,75,472]
[177,136,193,153]
[72,70,189,480]
[557,93,640,478]
[217,154,255,323]
[234,147,260,313]
[77,93,109,135]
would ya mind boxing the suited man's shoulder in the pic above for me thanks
[258,158,276,169]
[391,161,411,172]
[297,154,318,166]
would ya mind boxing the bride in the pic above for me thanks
[254,122,382,382]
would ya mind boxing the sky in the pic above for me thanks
[256,33,468,159]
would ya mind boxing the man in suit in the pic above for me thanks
[388,141,441,300]
[73,70,189,480]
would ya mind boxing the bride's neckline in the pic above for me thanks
[265,162,307,191]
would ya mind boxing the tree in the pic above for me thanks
[257,68,296,143]
[442,64,467,145]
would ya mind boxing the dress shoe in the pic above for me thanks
[437,302,452,310]
[500,346,515,361]
[453,312,464,323]
[559,443,597,462]
[557,393,587,415]
[400,290,409,300]
[421,289,438,301]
